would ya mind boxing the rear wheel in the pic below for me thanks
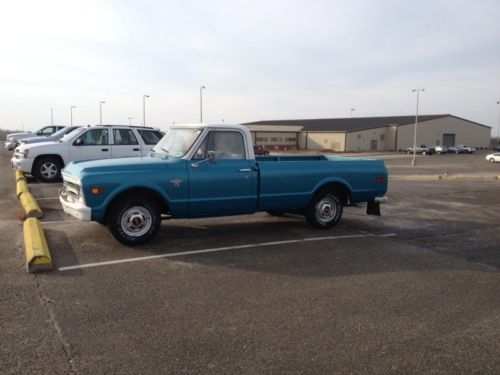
[305,190,343,229]
[33,156,62,182]
[108,195,161,245]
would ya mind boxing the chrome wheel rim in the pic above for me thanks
[315,197,337,224]
[40,162,58,179]
[121,206,152,237]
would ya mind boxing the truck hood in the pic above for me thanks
[63,155,171,179]
[21,135,55,144]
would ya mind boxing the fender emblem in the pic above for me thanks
[170,178,183,187]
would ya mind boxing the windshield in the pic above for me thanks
[60,127,87,143]
[152,128,202,158]
[51,126,78,138]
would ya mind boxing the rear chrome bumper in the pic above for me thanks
[374,196,388,204]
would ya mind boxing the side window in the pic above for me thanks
[138,130,163,145]
[79,129,109,145]
[113,129,138,145]
[208,131,246,160]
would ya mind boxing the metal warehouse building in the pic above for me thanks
[244,114,491,152]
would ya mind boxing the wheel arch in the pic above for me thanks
[104,187,170,223]
[312,180,352,206]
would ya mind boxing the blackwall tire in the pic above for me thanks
[33,157,62,182]
[108,195,161,245]
[305,190,343,229]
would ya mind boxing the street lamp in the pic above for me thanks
[50,108,54,125]
[200,85,206,123]
[70,105,76,126]
[350,108,355,118]
[128,117,133,125]
[143,94,149,127]
[411,88,425,167]
[99,101,106,125]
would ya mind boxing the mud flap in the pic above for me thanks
[366,201,381,216]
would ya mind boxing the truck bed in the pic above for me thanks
[255,155,387,212]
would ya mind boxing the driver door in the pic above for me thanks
[70,128,111,161]
[188,130,257,217]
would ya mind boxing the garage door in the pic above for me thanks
[443,134,456,147]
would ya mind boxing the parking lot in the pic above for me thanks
[1,149,499,374]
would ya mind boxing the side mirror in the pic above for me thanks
[207,151,216,164]
[74,138,83,146]
[36,131,43,135]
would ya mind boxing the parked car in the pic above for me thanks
[493,145,500,152]
[253,145,270,155]
[59,123,388,245]
[447,145,475,154]
[20,126,81,145]
[4,125,66,150]
[11,125,164,182]
[404,145,435,155]
[485,153,500,163]
[434,145,448,155]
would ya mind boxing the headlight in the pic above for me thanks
[63,179,85,204]
[19,149,29,158]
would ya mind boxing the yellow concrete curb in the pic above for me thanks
[23,218,52,272]
[20,192,43,218]
[16,179,28,198]
[15,170,26,182]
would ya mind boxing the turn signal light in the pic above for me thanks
[90,187,104,195]
[375,177,385,184]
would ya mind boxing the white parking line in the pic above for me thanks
[41,220,80,224]
[58,233,397,272]
[34,197,60,200]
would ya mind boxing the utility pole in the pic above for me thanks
[411,88,425,167]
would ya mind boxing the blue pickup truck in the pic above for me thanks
[60,124,388,245]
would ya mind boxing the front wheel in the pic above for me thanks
[490,158,496,163]
[107,195,161,245]
[33,156,62,182]
[305,191,343,229]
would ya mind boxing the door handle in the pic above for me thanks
[133,148,140,151]
[238,168,251,172]
[101,148,109,152]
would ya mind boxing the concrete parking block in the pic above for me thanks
[23,217,52,272]
[16,179,28,198]
[15,169,26,182]
[20,192,43,218]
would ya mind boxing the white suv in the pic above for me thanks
[11,125,164,182]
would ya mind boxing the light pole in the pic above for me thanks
[50,108,54,125]
[200,85,206,123]
[411,88,425,166]
[143,95,149,127]
[350,108,355,118]
[70,105,76,126]
[99,101,106,125]
[128,117,133,125]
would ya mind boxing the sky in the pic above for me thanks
[1,0,499,135]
